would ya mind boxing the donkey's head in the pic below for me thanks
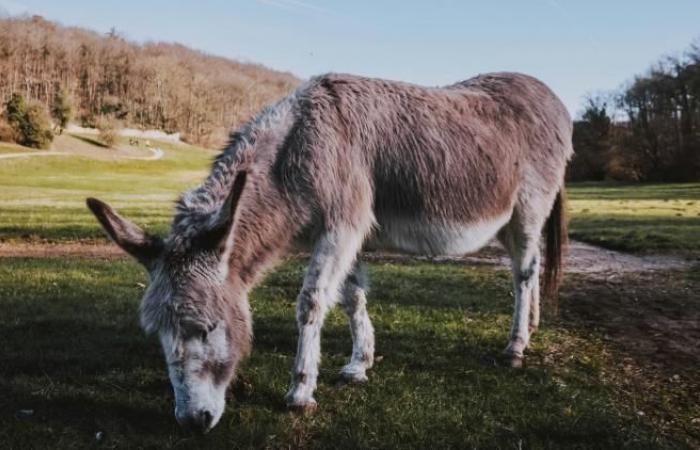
[86,172,250,434]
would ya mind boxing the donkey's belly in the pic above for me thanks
[368,213,511,256]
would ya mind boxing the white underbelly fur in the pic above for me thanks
[369,213,511,256]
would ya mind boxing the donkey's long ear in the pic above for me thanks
[199,171,248,253]
[86,197,163,267]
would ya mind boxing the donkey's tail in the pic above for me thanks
[543,188,568,310]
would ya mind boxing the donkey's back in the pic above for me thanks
[286,72,572,257]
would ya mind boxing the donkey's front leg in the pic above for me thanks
[285,228,365,410]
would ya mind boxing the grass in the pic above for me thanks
[0,256,689,449]
[567,182,700,253]
[0,143,44,154]
[0,137,213,241]
[1,136,699,253]
[1,140,698,448]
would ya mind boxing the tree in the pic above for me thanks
[51,87,72,133]
[4,93,54,149]
[567,41,700,182]
[569,96,612,181]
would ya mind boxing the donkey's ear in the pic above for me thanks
[199,171,248,252]
[86,197,163,266]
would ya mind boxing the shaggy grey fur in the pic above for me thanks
[87,71,573,429]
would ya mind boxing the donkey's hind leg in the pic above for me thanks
[498,208,545,367]
[285,225,368,410]
[339,263,375,383]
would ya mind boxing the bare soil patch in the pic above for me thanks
[562,270,699,375]
[1,239,695,273]
[560,269,700,445]
[363,240,695,275]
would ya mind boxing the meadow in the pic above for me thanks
[1,138,698,252]
[0,138,698,448]
[0,135,213,241]
[568,183,700,253]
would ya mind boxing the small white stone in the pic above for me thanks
[16,409,34,418]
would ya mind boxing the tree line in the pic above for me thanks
[0,15,298,147]
[570,40,700,182]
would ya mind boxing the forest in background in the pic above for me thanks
[0,15,298,147]
[570,40,700,182]
[1,15,698,180]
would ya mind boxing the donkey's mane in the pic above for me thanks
[170,93,298,244]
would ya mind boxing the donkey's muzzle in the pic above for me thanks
[177,409,214,434]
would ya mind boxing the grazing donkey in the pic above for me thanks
[87,72,572,433]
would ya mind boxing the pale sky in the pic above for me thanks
[1,0,699,116]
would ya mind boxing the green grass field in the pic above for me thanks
[1,140,699,448]
[1,139,698,252]
[568,183,700,253]
[2,256,697,449]
[0,136,213,241]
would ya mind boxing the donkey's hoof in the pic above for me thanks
[509,355,524,368]
[287,399,317,415]
[502,348,525,368]
[339,364,369,385]
[338,371,368,386]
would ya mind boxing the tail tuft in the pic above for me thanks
[543,189,568,312]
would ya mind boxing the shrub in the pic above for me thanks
[97,116,118,147]
[0,117,17,142]
[4,93,54,149]
[5,93,26,127]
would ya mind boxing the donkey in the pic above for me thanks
[87,72,572,433]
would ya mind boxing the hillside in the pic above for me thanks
[0,15,300,147]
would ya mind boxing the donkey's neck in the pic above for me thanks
[226,172,307,292]
[208,93,306,292]
[178,92,304,294]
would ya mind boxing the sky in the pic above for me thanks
[1,0,699,116]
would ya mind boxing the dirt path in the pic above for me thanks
[0,239,694,275]
[362,240,694,275]
[0,146,164,161]
[0,242,125,258]
[0,151,71,160]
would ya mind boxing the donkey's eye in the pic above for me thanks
[199,330,208,341]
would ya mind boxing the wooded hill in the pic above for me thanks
[0,15,299,147]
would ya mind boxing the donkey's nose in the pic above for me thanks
[200,410,213,431]
[177,409,214,434]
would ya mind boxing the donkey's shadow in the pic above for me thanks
[0,316,179,436]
